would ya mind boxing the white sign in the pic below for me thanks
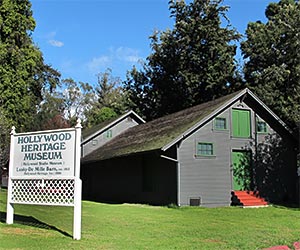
[12,130,76,178]
[7,122,82,240]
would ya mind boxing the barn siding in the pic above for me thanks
[81,92,297,207]
[178,110,232,207]
[178,101,297,207]
[82,117,140,157]
[81,152,177,205]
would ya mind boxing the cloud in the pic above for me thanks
[114,47,141,63]
[48,39,64,47]
[86,47,142,74]
[87,56,111,73]
[45,31,64,47]
[46,31,57,38]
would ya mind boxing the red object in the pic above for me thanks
[263,246,290,250]
[233,191,268,207]
[293,242,300,250]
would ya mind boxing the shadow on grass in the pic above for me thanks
[271,204,300,211]
[0,211,72,238]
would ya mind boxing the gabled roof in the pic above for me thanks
[81,110,145,144]
[81,88,293,164]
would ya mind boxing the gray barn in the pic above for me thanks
[81,89,298,207]
[81,110,145,157]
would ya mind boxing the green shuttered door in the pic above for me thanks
[232,151,251,190]
[232,109,251,138]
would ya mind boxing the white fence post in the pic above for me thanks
[6,126,16,224]
[73,119,82,240]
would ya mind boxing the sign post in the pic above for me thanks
[6,120,82,240]
[6,126,16,225]
[73,120,82,240]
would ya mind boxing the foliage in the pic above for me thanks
[1,189,300,249]
[85,107,117,127]
[0,109,10,172]
[33,78,96,130]
[60,78,95,126]
[96,69,126,114]
[125,0,241,120]
[34,89,68,131]
[252,133,297,203]
[34,69,128,130]
[84,69,127,128]
[0,0,60,131]
[241,0,300,129]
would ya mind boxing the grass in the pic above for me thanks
[1,188,300,250]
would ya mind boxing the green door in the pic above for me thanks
[232,151,251,190]
[232,109,251,138]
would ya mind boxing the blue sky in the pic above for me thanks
[31,0,272,86]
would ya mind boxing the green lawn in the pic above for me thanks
[0,188,300,250]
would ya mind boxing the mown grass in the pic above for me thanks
[0,188,300,249]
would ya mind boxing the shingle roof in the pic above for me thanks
[82,90,244,164]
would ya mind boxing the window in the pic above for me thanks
[197,142,214,156]
[257,121,267,133]
[214,117,227,130]
[190,198,201,206]
[232,109,251,138]
[105,130,113,138]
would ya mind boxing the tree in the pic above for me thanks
[241,0,300,129]
[0,108,10,171]
[60,78,96,126]
[125,0,241,120]
[85,69,128,127]
[33,78,96,130]
[0,0,59,131]
[86,107,117,127]
[96,69,127,114]
[34,89,69,130]
[35,70,127,130]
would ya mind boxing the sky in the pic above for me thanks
[31,0,273,86]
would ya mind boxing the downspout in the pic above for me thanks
[160,144,181,206]
[177,143,181,207]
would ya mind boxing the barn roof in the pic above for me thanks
[82,89,246,163]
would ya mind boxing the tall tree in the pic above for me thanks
[85,69,128,127]
[0,108,10,171]
[35,70,127,130]
[61,78,95,126]
[34,78,96,130]
[241,0,300,129]
[125,0,241,120]
[0,0,59,131]
[34,89,69,131]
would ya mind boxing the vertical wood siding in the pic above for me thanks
[82,117,140,157]
[81,152,177,205]
[178,101,297,207]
